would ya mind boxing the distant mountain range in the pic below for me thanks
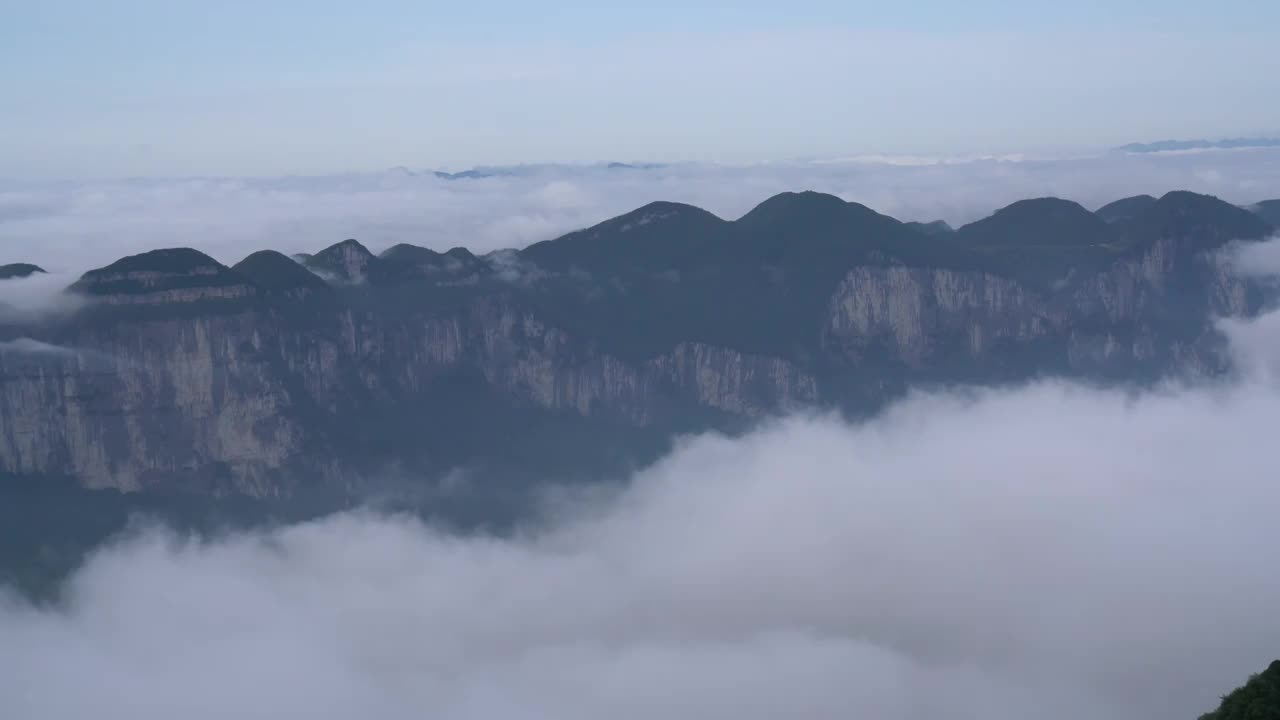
[1118,137,1280,153]
[424,162,668,180]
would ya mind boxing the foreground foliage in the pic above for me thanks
[1200,660,1280,720]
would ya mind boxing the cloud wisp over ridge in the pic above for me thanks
[3,291,1280,719]
[0,271,85,323]
[0,338,79,357]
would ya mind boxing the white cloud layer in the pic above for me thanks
[2,148,1279,281]
[3,304,1280,719]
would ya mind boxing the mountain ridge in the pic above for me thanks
[10,189,1275,298]
[0,188,1275,497]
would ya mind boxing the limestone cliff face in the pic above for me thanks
[0,311,301,494]
[0,292,817,494]
[822,236,1257,375]
[647,343,818,417]
[463,302,817,422]
[823,267,1054,366]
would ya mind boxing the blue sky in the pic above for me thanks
[3,0,1278,177]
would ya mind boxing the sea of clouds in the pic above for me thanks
[3,261,1280,719]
